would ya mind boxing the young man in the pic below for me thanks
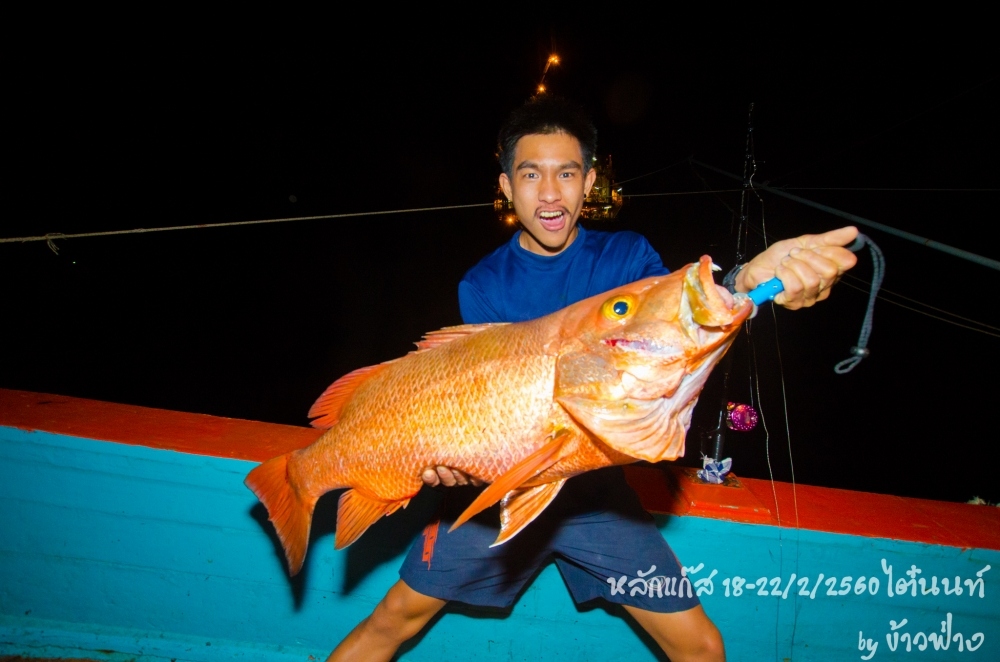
[328,98,858,662]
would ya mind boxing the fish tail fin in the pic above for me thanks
[245,452,318,576]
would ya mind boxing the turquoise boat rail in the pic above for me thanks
[1,389,997,660]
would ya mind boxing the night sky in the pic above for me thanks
[4,24,998,505]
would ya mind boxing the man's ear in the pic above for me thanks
[499,173,512,201]
[583,167,597,196]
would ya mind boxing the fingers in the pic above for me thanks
[773,245,857,309]
[740,227,860,308]
[421,467,441,487]
[801,225,859,250]
[420,466,482,487]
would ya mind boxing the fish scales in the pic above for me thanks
[246,256,752,575]
[301,321,565,499]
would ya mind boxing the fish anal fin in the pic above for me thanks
[413,323,505,351]
[491,480,567,547]
[308,364,387,429]
[335,489,408,550]
[244,452,318,576]
[449,430,569,533]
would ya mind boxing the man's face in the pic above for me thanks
[499,132,597,256]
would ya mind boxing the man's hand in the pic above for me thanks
[735,226,859,310]
[421,466,483,487]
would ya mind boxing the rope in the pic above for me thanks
[0,203,495,249]
[834,234,886,373]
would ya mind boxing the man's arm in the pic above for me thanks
[734,226,859,310]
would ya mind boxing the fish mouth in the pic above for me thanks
[680,257,753,343]
[603,337,681,356]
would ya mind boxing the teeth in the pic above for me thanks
[539,211,562,218]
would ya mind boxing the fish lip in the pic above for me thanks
[731,294,754,322]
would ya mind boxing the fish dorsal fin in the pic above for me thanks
[413,323,503,352]
[334,489,410,550]
[449,429,569,533]
[491,479,567,547]
[308,323,502,429]
[308,364,388,429]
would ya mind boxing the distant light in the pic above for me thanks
[536,84,546,94]
[504,213,518,225]
[548,54,560,65]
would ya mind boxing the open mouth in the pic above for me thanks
[538,210,566,231]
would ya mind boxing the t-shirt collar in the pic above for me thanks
[511,225,587,266]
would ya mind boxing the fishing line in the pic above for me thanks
[738,102,804,656]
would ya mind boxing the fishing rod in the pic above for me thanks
[698,107,886,484]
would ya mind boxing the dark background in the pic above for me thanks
[4,22,998,505]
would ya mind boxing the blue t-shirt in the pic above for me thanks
[454,224,671,510]
[458,225,669,324]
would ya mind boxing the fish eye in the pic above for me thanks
[601,295,636,321]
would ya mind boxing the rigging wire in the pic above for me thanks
[838,279,1000,338]
[769,76,998,184]
[622,189,742,197]
[614,156,692,186]
[738,220,1000,337]
[0,203,495,250]
[780,187,1000,192]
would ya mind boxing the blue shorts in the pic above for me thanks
[399,468,700,613]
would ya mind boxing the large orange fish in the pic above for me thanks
[246,256,752,575]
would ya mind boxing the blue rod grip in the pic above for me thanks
[745,234,866,306]
[748,278,784,305]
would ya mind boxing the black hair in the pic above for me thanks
[497,96,597,177]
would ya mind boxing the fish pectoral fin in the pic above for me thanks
[558,395,684,463]
[449,430,570,533]
[335,490,408,550]
[491,480,567,547]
